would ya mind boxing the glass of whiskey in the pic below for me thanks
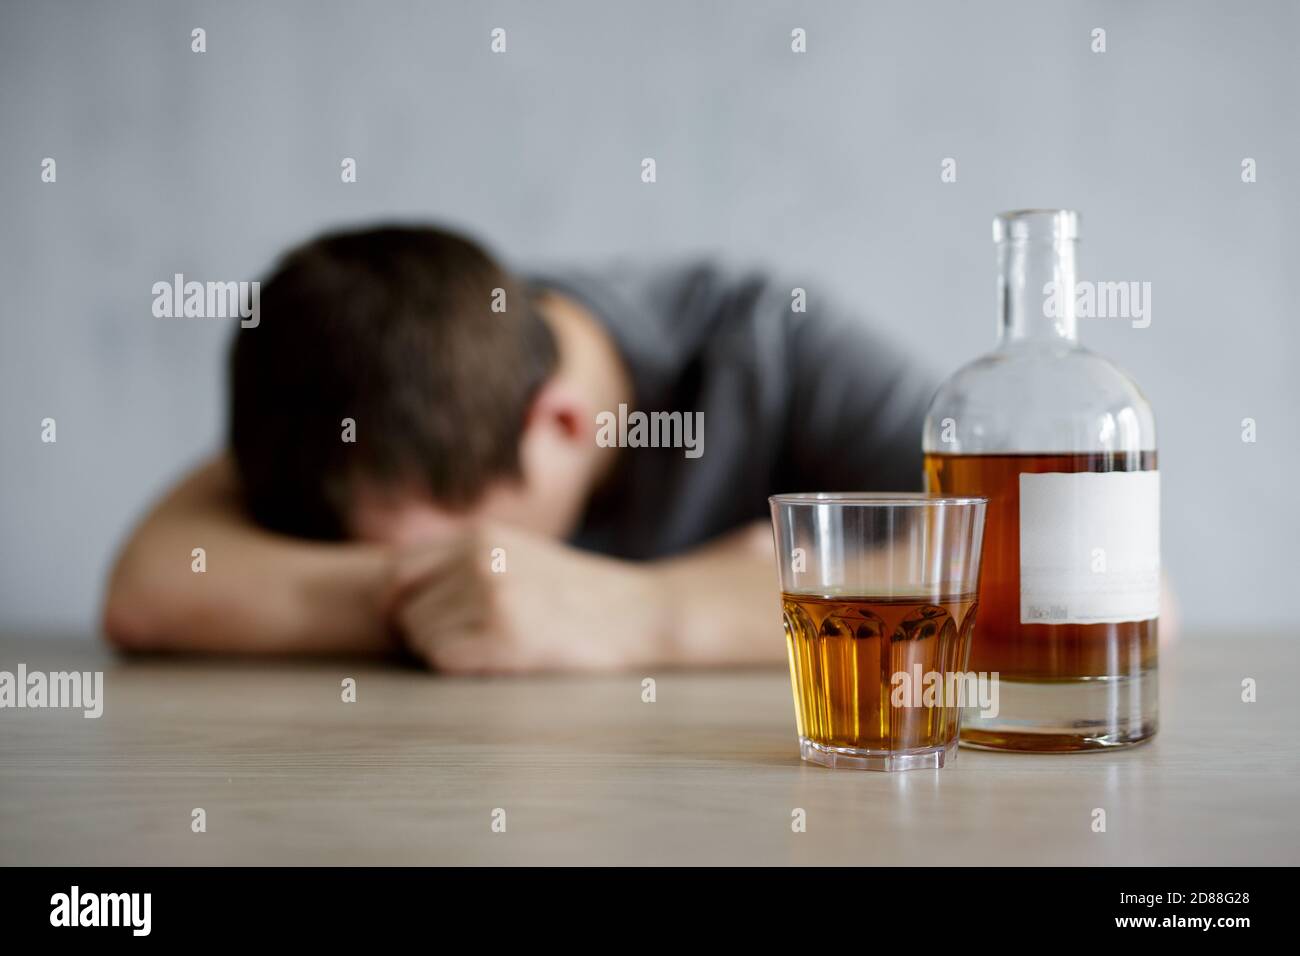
[769,493,988,771]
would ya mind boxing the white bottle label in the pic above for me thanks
[1019,470,1160,625]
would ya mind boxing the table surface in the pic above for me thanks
[1,634,1297,866]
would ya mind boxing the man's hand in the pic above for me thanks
[386,523,670,674]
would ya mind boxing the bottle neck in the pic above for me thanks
[997,238,1078,347]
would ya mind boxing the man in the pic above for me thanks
[103,225,933,672]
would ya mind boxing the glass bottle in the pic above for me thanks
[922,210,1159,751]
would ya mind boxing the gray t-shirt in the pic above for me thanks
[531,261,935,560]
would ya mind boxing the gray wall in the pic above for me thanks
[2,0,1296,635]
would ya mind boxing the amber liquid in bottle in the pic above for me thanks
[924,451,1158,751]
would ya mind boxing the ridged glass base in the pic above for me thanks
[799,737,958,771]
[958,669,1158,752]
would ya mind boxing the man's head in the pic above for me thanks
[229,224,600,545]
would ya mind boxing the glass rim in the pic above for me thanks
[768,492,987,507]
[993,208,1079,242]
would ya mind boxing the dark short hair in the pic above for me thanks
[229,224,558,539]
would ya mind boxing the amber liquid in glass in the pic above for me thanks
[924,451,1158,751]
[782,592,978,754]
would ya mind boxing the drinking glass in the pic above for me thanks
[769,493,988,770]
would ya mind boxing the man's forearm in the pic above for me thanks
[650,521,785,667]
[103,456,394,657]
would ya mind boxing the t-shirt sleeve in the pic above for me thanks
[776,288,937,494]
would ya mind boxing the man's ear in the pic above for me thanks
[524,378,590,443]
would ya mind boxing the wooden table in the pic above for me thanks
[1,635,1296,866]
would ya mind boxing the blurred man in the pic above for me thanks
[104,225,933,671]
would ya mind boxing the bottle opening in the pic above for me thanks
[993,209,1080,243]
